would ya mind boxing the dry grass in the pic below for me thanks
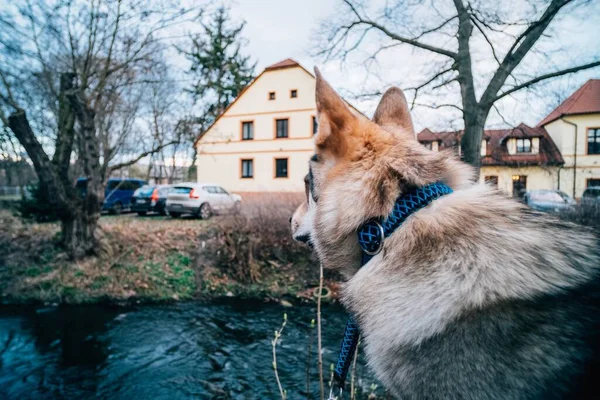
[0,212,203,304]
[0,196,330,304]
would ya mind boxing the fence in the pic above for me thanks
[0,186,24,198]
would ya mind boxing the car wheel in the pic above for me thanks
[137,211,147,216]
[110,202,122,215]
[169,212,181,218]
[199,203,212,220]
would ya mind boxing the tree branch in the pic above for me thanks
[495,60,600,101]
[108,140,177,173]
[342,0,458,59]
[480,0,573,107]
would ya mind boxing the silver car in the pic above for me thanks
[165,182,242,219]
[523,189,575,213]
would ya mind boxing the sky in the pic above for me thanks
[205,0,600,133]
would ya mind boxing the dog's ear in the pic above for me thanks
[314,67,356,154]
[373,87,414,135]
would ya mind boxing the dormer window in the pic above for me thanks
[516,138,531,153]
[481,140,488,157]
[422,142,432,150]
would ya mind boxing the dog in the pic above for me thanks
[291,68,600,399]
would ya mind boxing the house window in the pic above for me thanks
[484,176,498,187]
[241,121,254,140]
[290,89,297,98]
[275,158,288,178]
[312,116,318,135]
[587,178,600,187]
[511,175,527,198]
[269,91,276,100]
[588,128,600,155]
[422,142,432,150]
[241,159,253,179]
[516,138,531,153]
[276,118,289,138]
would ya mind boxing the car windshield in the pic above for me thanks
[583,189,600,198]
[106,180,122,190]
[530,191,564,202]
[135,185,154,197]
[172,187,192,194]
[158,187,172,196]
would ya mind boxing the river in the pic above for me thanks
[0,301,380,399]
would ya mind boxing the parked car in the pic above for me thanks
[76,178,148,214]
[582,186,600,206]
[523,189,575,213]
[131,185,171,216]
[165,182,242,219]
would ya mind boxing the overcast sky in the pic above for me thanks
[211,0,600,132]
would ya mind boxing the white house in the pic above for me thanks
[195,59,318,193]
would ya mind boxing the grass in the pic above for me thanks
[0,212,204,304]
[0,195,332,305]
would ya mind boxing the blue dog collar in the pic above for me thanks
[358,182,454,261]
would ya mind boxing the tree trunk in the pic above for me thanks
[68,84,104,259]
[61,209,99,259]
[460,111,487,177]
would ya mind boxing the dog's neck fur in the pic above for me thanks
[312,138,473,278]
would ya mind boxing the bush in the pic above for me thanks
[559,203,600,232]
[212,193,312,283]
[20,183,60,222]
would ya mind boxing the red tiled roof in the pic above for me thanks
[538,79,600,126]
[417,123,564,167]
[264,58,300,71]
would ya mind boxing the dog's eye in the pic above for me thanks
[303,175,310,202]
[310,154,319,163]
[308,168,318,203]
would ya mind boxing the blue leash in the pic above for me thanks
[330,182,453,398]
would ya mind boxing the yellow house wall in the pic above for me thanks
[480,166,559,196]
[544,114,600,198]
[196,67,316,192]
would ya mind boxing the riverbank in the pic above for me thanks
[0,205,333,306]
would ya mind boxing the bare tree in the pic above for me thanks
[317,0,600,171]
[0,0,200,258]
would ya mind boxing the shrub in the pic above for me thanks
[559,204,600,232]
[213,193,312,283]
[20,183,60,222]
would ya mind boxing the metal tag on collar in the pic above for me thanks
[358,220,385,256]
[328,386,343,400]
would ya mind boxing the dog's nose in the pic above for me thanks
[289,216,292,224]
[295,234,310,244]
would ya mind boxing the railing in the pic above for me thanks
[0,186,23,197]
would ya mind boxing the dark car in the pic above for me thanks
[76,178,148,214]
[131,185,171,216]
[582,186,600,207]
[523,189,575,213]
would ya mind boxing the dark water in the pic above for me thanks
[0,302,377,399]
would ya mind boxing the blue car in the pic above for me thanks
[76,178,148,214]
